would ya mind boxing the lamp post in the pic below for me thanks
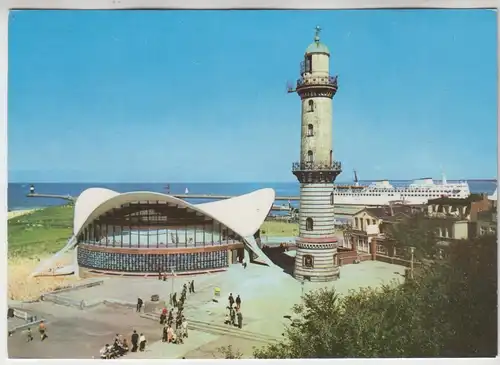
[170,269,176,304]
[301,280,305,302]
[409,246,415,279]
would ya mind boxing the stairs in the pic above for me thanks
[139,312,281,344]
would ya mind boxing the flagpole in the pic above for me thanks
[171,269,175,301]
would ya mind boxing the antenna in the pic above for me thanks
[286,80,295,93]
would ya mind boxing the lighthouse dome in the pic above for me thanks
[305,41,330,55]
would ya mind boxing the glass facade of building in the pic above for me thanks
[76,200,244,273]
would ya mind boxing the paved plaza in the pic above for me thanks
[8,260,405,359]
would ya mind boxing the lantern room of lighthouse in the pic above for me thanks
[289,26,342,282]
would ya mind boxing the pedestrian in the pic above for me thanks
[139,333,147,351]
[162,324,168,342]
[230,306,236,326]
[136,298,143,312]
[181,317,188,338]
[131,330,139,352]
[237,309,243,329]
[167,324,174,343]
[190,280,195,293]
[38,320,47,341]
[25,327,33,342]
[188,281,192,293]
[158,271,162,280]
[168,309,173,326]
[235,295,241,309]
[173,292,178,307]
[160,307,167,324]
[242,258,247,269]
[228,293,234,307]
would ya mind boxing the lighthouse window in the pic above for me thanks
[308,100,315,112]
[305,55,312,73]
[307,124,314,136]
[306,217,314,231]
[307,150,314,163]
[330,192,334,205]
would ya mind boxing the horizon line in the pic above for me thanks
[7,178,498,184]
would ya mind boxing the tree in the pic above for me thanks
[216,345,243,359]
[382,212,438,260]
[254,232,497,358]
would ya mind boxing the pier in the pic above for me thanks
[26,193,76,202]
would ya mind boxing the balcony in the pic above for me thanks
[296,75,338,89]
[292,161,342,172]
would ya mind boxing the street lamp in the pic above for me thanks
[409,247,415,279]
[170,269,176,305]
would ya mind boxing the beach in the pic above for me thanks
[8,209,37,220]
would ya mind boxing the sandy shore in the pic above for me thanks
[8,209,37,220]
[8,254,78,301]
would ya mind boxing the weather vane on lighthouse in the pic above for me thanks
[314,25,321,41]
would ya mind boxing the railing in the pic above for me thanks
[296,75,338,89]
[292,161,342,172]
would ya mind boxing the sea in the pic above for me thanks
[7,180,497,211]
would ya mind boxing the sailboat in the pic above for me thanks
[185,187,189,194]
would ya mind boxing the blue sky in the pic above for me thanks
[7,10,497,183]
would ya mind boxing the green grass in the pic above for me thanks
[260,220,299,237]
[8,205,74,259]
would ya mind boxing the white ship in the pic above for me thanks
[333,171,470,206]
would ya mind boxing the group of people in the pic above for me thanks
[160,308,188,345]
[159,281,194,345]
[100,331,147,359]
[19,321,47,342]
[224,293,243,329]
[170,281,194,311]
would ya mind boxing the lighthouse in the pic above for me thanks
[288,26,342,282]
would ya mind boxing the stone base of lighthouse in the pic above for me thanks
[293,238,339,282]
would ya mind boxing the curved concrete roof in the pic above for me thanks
[73,187,276,238]
[488,188,497,201]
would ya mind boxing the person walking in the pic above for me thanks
[25,328,33,342]
[228,293,234,307]
[136,298,143,313]
[38,321,47,341]
[230,306,236,326]
[131,330,139,352]
[181,317,188,338]
[235,295,241,310]
[139,333,147,351]
[237,309,243,329]
[190,280,195,293]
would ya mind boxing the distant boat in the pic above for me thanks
[185,187,189,194]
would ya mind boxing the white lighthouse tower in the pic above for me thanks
[288,26,342,282]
